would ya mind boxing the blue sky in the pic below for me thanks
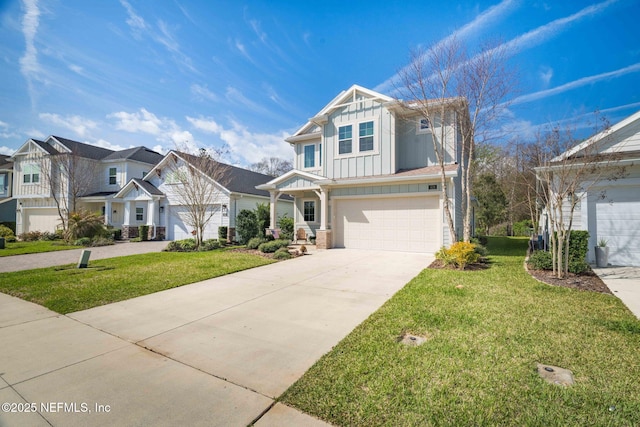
[1,0,639,165]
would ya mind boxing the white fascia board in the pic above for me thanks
[319,171,457,187]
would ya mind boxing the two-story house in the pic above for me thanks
[10,136,293,241]
[257,85,467,252]
[10,136,163,236]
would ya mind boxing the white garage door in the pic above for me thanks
[334,196,440,253]
[168,206,221,241]
[26,209,60,232]
[596,187,640,266]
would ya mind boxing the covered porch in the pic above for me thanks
[257,170,332,249]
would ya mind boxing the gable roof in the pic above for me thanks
[0,155,12,171]
[288,85,393,141]
[552,109,640,162]
[113,177,164,199]
[50,136,114,160]
[176,151,279,198]
[102,146,163,164]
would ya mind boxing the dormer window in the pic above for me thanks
[109,167,117,185]
[338,125,352,155]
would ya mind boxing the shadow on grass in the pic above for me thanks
[485,236,529,257]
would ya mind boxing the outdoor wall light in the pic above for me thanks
[159,206,164,213]
[113,210,117,214]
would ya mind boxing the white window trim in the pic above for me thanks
[108,167,118,186]
[335,117,380,158]
[135,207,144,222]
[22,163,41,185]
[301,199,317,223]
[303,144,316,169]
[416,117,431,134]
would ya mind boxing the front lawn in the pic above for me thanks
[0,240,82,257]
[281,237,640,426]
[0,250,274,314]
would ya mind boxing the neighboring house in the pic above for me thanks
[115,151,293,241]
[10,136,163,236]
[0,155,16,227]
[540,110,640,267]
[257,84,468,252]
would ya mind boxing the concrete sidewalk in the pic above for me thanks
[593,266,640,319]
[0,249,431,426]
[0,241,168,272]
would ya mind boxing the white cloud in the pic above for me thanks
[120,0,147,33]
[39,113,98,137]
[0,121,8,129]
[26,128,46,139]
[190,84,218,102]
[68,64,84,75]
[511,62,640,105]
[108,108,164,135]
[19,0,42,108]
[187,116,292,164]
[0,146,15,155]
[93,139,127,151]
[539,66,553,86]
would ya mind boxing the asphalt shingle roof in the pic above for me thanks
[131,178,164,196]
[103,146,163,164]
[51,136,114,160]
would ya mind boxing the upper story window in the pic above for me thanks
[417,117,431,134]
[359,121,374,151]
[23,164,40,184]
[338,125,352,155]
[304,144,315,168]
[109,167,117,185]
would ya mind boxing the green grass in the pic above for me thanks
[0,250,274,314]
[281,237,640,426]
[0,240,82,256]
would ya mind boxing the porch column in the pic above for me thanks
[269,191,280,229]
[320,188,329,231]
[104,200,112,225]
[147,199,157,226]
[123,201,132,226]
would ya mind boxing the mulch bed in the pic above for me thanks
[429,257,612,294]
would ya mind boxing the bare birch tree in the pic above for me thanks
[39,152,96,233]
[249,157,293,177]
[396,36,515,242]
[164,149,229,248]
[533,115,626,278]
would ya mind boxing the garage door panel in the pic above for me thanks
[26,209,60,232]
[334,196,439,253]
[596,187,640,266]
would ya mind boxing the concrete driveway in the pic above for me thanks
[0,241,168,273]
[0,249,430,426]
[593,266,640,319]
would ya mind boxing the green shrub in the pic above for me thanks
[256,203,270,237]
[236,210,260,244]
[0,222,16,234]
[41,231,59,241]
[129,237,142,242]
[164,239,198,252]
[0,225,16,242]
[198,239,221,251]
[139,225,149,241]
[470,238,489,257]
[258,239,290,253]
[528,250,553,270]
[278,214,294,241]
[218,226,228,242]
[273,247,292,260]
[90,236,114,247]
[247,237,268,250]
[475,235,488,246]
[110,228,122,240]
[19,231,43,241]
[73,237,92,246]
[513,220,534,237]
[66,210,107,242]
[567,230,589,271]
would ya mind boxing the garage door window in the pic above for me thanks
[303,201,315,222]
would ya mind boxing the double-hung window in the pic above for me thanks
[417,117,430,133]
[304,144,315,168]
[359,121,374,152]
[109,167,117,185]
[303,201,315,222]
[23,164,40,184]
[136,207,144,221]
[338,125,352,155]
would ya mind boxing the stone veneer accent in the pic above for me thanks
[315,230,332,249]
[227,227,236,243]
[121,225,166,240]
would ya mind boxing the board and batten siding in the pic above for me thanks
[325,99,395,179]
[395,113,457,171]
[278,176,317,191]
